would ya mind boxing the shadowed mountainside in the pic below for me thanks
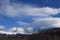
[0,28,60,40]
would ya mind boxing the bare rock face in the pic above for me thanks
[0,28,60,40]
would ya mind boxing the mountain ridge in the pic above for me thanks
[0,28,60,40]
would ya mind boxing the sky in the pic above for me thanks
[0,0,60,35]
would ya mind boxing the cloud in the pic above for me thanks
[26,7,60,17]
[0,0,60,18]
[0,31,17,35]
[27,27,33,32]
[9,27,34,34]
[9,27,17,32]
[17,28,25,34]
[0,27,25,35]
[16,22,30,28]
[1,5,60,18]
[29,18,60,33]
[9,27,25,34]
[0,25,5,30]
[0,25,17,35]
[25,27,34,34]
[0,18,60,35]
[0,0,60,35]
[53,23,60,27]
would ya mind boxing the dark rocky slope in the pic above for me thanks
[0,28,60,40]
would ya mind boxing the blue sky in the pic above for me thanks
[11,0,60,8]
[0,0,60,34]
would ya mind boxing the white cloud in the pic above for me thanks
[0,25,17,35]
[9,27,17,32]
[17,28,25,34]
[0,27,25,35]
[0,18,60,35]
[0,0,60,35]
[30,18,60,32]
[53,23,60,27]
[1,5,60,17]
[0,26,35,35]
[16,22,30,28]
[0,0,60,18]
[0,31,17,35]
[9,27,25,34]
[25,27,34,33]
[0,25,5,30]
[25,7,60,16]
[27,27,33,31]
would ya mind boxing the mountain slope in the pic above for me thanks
[0,28,60,40]
[32,28,60,40]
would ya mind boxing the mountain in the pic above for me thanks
[31,28,60,40]
[0,28,60,40]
